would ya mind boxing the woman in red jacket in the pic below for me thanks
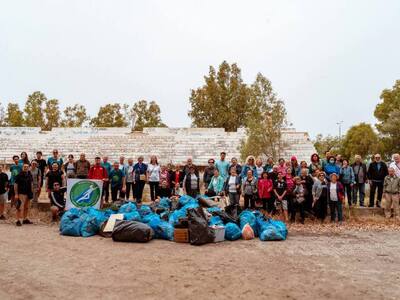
[258,172,274,215]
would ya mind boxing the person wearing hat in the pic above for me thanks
[183,165,200,198]
[327,173,344,224]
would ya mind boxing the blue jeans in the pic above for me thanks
[329,200,343,222]
[352,183,365,206]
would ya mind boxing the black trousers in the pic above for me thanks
[343,183,352,206]
[135,180,146,203]
[291,200,305,222]
[244,194,255,209]
[125,182,135,200]
[111,185,122,202]
[102,181,110,202]
[149,181,159,201]
[369,181,383,207]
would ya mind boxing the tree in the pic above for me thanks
[90,103,128,127]
[240,73,288,161]
[61,104,89,127]
[131,100,166,131]
[43,99,60,130]
[188,61,250,131]
[24,91,46,128]
[374,80,400,157]
[341,123,379,159]
[313,134,341,157]
[5,103,24,127]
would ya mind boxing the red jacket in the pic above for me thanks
[258,178,273,199]
[88,165,108,180]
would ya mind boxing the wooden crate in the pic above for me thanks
[174,228,189,243]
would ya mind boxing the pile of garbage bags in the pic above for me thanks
[60,194,288,244]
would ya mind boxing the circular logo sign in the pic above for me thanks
[70,180,101,208]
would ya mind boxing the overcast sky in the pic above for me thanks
[1,0,399,137]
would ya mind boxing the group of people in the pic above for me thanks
[0,149,399,227]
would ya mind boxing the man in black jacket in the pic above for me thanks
[367,154,388,208]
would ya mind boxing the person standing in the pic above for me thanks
[14,163,34,226]
[242,169,258,210]
[299,168,314,212]
[134,156,147,203]
[183,165,200,198]
[108,162,126,202]
[101,156,112,203]
[158,165,171,198]
[47,149,63,169]
[125,158,135,200]
[206,169,225,197]
[327,173,344,224]
[0,165,9,220]
[183,158,199,177]
[324,156,340,179]
[383,167,400,219]
[258,171,273,213]
[171,164,184,195]
[277,158,287,177]
[339,159,355,207]
[147,155,160,202]
[224,167,241,218]
[352,155,367,207]
[46,163,65,201]
[76,153,90,179]
[88,157,108,181]
[389,153,400,177]
[240,156,257,179]
[273,172,288,221]
[367,154,388,208]
[290,156,300,176]
[215,152,230,180]
[203,159,216,189]
[30,160,42,208]
[312,172,328,223]
[35,152,47,183]
[64,154,77,179]
[264,157,274,173]
[229,157,242,176]
[9,155,22,206]
[292,177,306,224]
[309,153,321,175]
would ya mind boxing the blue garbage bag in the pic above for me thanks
[149,218,174,240]
[239,210,258,236]
[137,205,152,217]
[124,211,142,222]
[209,216,224,226]
[60,210,83,236]
[224,222,241,241]
[207,207,222,213]
[103,208,117,219]
[168,202,199,225]
[142,213,161,224]
[258,218,288,241]
[86,207,107,227]
[158,197,171,210]
[178,195,197,208]
[81,215,100,237]
[118,202,137,214]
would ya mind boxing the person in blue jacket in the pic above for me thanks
[324,156,340,180]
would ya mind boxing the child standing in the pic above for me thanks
[274,172,288,221]
[257,172,273,214]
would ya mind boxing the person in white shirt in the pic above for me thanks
[125,158,135,200]
[389,153,400,178]
[147,155,161,201]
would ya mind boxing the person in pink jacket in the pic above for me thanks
[258,172,274,214]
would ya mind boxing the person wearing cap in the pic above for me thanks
[183,165,200,198]
[215,152,230,180]
[367,153,388,208]
[327,173,344,223]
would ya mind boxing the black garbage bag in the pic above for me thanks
[112,220,154,243]
[211,209,238,224]
[187,208,215,245]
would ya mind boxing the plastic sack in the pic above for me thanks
[137,205,152,218]
[239,210,257,236]
[258,218,288,241]
[118,202,137,214]
[207,207,222,213]
[211,210,238,224]
[81,215,100,237]
[86,207,107,227]
[158,197,171,210]
[187,207,215,245]
[224,222,242,241]
[209,215,224,226]
[124,210,142,222]
[149,218,174,240]
[241,223,255,240]
[112,220,154,243]
[60,210,83,236]
[178,195,197,208]
[169,202,199,226]
[142,213,161,223]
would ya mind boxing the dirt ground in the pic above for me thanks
[1,223,400,300]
